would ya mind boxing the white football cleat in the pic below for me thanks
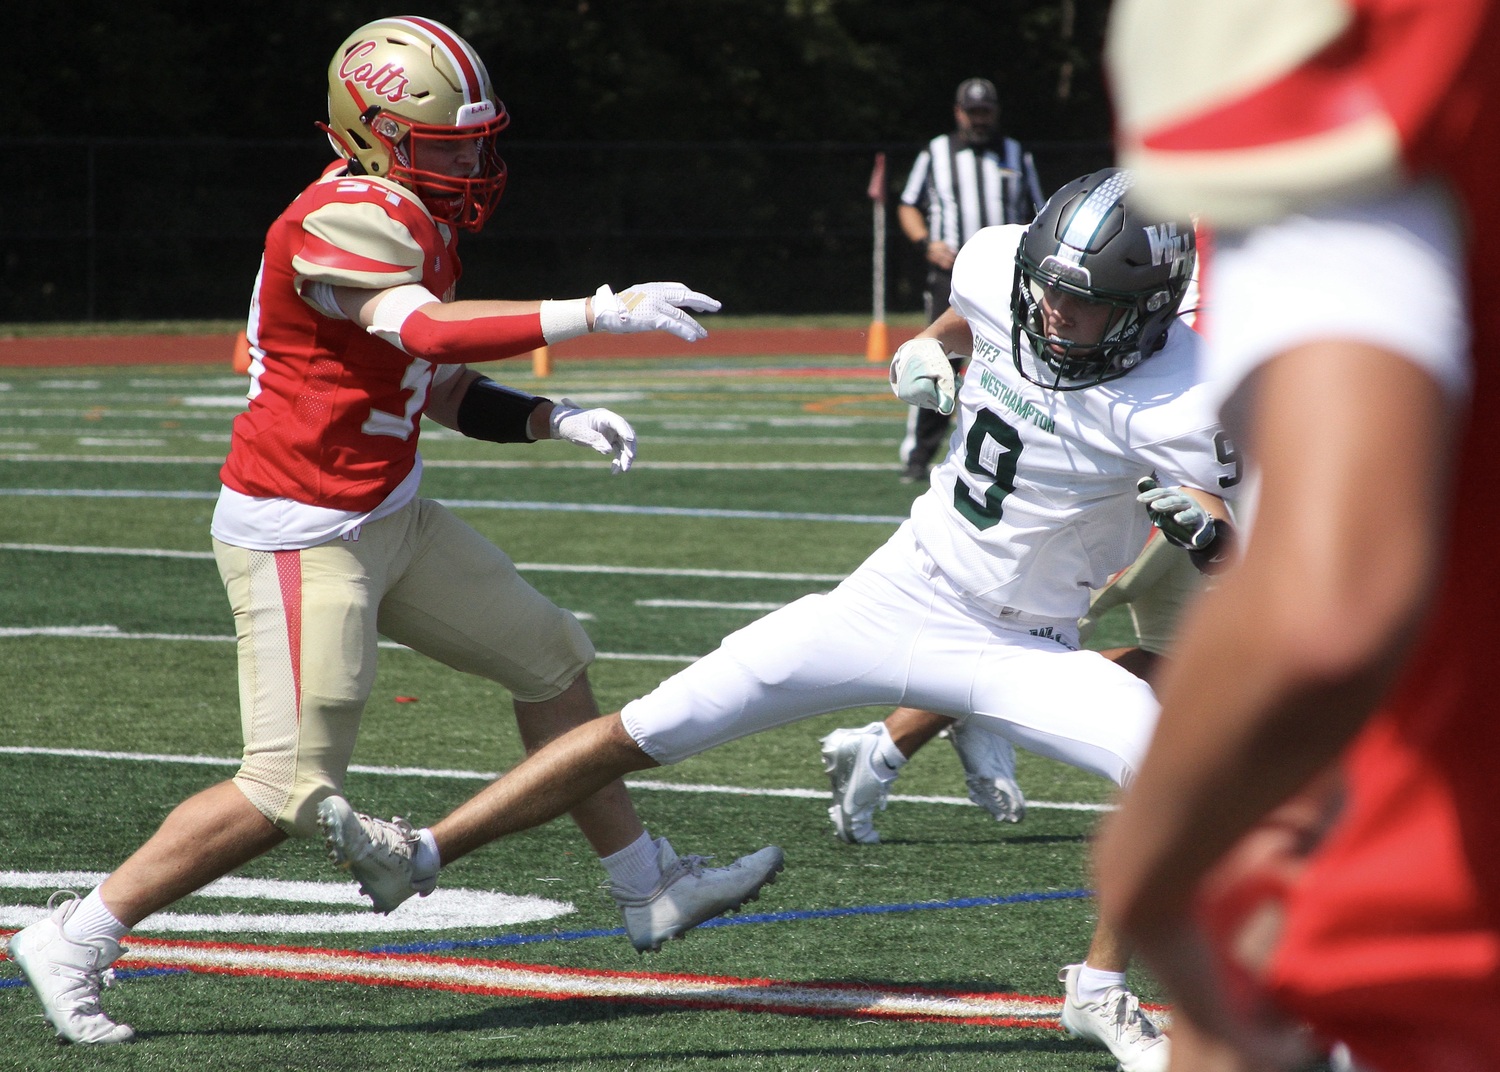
[946,721,1027,823]
[7,891,135,1044]
[1058,963,1170,1072]
[611,838,784,952]
[317,795,437,913]
[820,722,893,845]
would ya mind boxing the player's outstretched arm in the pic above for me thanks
[327,280,720,365]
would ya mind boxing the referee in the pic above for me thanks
[896,77,1044,483]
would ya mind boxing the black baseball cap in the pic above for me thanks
[955,77,998,109]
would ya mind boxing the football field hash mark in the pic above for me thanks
[0,745,1113,812]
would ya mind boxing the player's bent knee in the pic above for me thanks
[606,711,661,769]
[232,768,337,840]
[276,778,341,839]
[508,613,597,704]
[232,769,287,829]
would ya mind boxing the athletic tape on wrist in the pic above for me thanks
[540,298,591,344]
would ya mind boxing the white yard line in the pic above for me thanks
[636,599,787,611]
[0,489,904,525]
[0,745,1112,813]
[0,623,696,662]
[0,542,848,581]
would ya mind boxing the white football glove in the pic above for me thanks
[591,282,721,342]
[889,338,956,415]
[549,398,637,475]
[1137,476,1214,550]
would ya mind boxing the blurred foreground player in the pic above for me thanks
[1097,2,1500,1070]
[6,16,780,1045]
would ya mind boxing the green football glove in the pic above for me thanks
[889,338,956,415]
[1136,476,1215,551]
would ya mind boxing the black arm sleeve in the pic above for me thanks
[455,377,547,444]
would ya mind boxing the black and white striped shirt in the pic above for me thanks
[900,135,1044,248]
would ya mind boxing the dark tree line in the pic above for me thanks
[18,0,1112,146]
[9,1,1114,320]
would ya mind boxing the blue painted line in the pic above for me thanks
[368,888,1093,955]
[2,966,184,991]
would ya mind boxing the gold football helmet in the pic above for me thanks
[323,16,509,231]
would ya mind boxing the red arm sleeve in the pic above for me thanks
[398,306,547,364]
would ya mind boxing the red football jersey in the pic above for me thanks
[1112,2,1500,1068]
[221,166,462,512]
[1268,27,1500,1055]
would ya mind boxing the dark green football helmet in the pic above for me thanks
[1011,168,1196,390]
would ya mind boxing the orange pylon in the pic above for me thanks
[231,330,251,374]
[865,320,889,363]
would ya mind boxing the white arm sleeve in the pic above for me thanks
[1206,180,1470,410]
[364,283,444,351]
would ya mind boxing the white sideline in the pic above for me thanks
[0,490,905,525]
[0,623,699,662]
[0,745,1112,813]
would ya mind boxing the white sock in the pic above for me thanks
[601,831,661,898]
[63,888,131,945]
[412,828,442,885]
[1076,964,1129,1005]
[870,724,907,782]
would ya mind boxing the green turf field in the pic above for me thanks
[2,353,1176,1071]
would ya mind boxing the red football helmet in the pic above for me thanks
[323,17,509,231]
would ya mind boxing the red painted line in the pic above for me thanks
[2,930,1171,1032]
[0,335,247,368]
[0,328,920,368]
[97,934,1100,1028]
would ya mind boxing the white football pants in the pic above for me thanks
[621,523,1159,786]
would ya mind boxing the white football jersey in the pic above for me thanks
[909,224,1240,621]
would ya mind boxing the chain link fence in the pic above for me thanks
[7,138,1111,323]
